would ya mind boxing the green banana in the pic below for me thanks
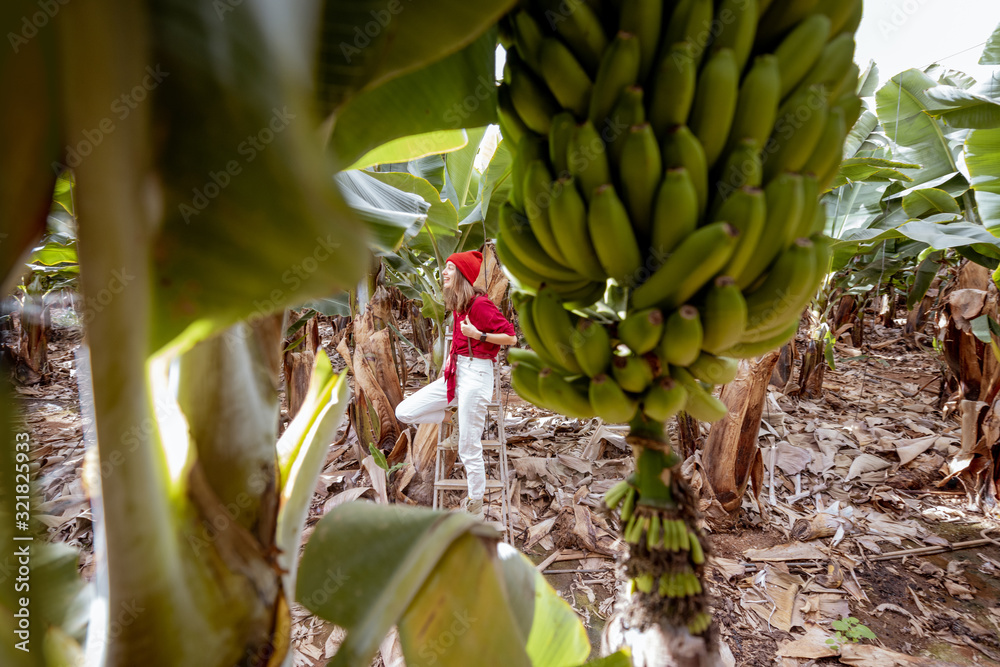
[838,0,864,36]
[538,37,593,117]
[511,361,551,408]
[773,13,832,100]
[589,374,639,423]
[664,0,714,66]
[711,0,758,72]
[533,286,585,374]
[831,91,863,135]
[805,201,827,237]
[588,31,641,125]
[674,368,728,422]
[717,138,762,199]
[828,61,860,106]
[688,531,705,564]
[605,480,631,509]
[508,52,561,135]
[651,167,699,257]
[659,305,703,366]
[611,354,654,393]
[620,486,636,521]
[619,123,662,237]
[547,0,608,75]
[498,84,529,149]
[512,10,545,70]
[726,54,781,155]
[562,280,609,310]
[608,86,646,167]
[661,125,709,215]
[516,293,574,372]
[649,42,697,137]
[677,523,690,551]
[618,307,664,355]
[494,232,592,294]
[634,573,655,593]
[734,172,804,289]
[688,353,740,385]
[742,237,818,338]
[757,0,823,47]
[619,0,663,80]
[647,513,662,550]
[538,368,596,419]
[632,222,739,310]
[816,0,863,36]
[510,135,546,213]
[701,276,748,354]
[717,319,798,358]
[689,47,739,168]
[790,174,819,249]
[715,186,766,280]
[550,176,607,281]
[498,202,584,282]
[588,183,643,285]
[642,377,688,421]
[524,159,573,266]
[804,107,847,192]
[508,348,545,371]
[793,33,856,103]
[549,111,576,177]
[572,318,613,377]
[567,120,612,201]
[764,86,829,182]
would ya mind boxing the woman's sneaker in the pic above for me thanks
[441,425,459,449]
[461,496,484,519]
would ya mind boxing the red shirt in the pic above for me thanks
[445,295,515,401]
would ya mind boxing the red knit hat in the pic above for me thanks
[445,250,483,286]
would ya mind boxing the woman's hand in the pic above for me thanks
[460,316,481,339]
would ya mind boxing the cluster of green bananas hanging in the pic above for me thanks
[498,0,862,418]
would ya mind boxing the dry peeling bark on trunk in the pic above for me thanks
[283,312,320,420]
[702,351,780,514]
[796,339,825,400]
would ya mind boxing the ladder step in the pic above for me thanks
[438,439,504,451]
[434,479,506,490]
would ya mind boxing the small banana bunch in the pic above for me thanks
[606,479,708,610]
[498,0,861,409]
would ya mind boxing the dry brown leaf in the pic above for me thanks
[839,643,960,666]
[777,624,838,659]
[745,542,828,562]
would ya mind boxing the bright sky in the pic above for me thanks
[854,0,1000,85]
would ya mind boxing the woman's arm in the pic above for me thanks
[460,316,517,346]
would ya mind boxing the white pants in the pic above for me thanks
[395,356,494,500]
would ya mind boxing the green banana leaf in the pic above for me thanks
[334,169,431,251]
[579,652,633,667]
[276,353,350,593]
[447,127,490,209]
[316,0,513,113]
[841,110,880,161]
[901,188,961,218]
[830,157,918,190]
[925,86,1000,129]
[329,29,503,168]
[964,127,1000,232]
[858,62,880,97]
[837,217,1000,253]
[367,171,459,238]
[347,130,471,171]
[980,21,1000,65]
[875,70,966,185]
[907,250,942,309]
[297,503,591,667]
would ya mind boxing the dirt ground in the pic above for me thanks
[12,309,1000,666]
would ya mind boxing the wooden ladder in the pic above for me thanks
[432,330,511,543]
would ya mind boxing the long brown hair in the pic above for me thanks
[443,269,486,314]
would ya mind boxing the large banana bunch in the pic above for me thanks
[498,0,862,631]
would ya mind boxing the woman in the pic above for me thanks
[395,250,517,519]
